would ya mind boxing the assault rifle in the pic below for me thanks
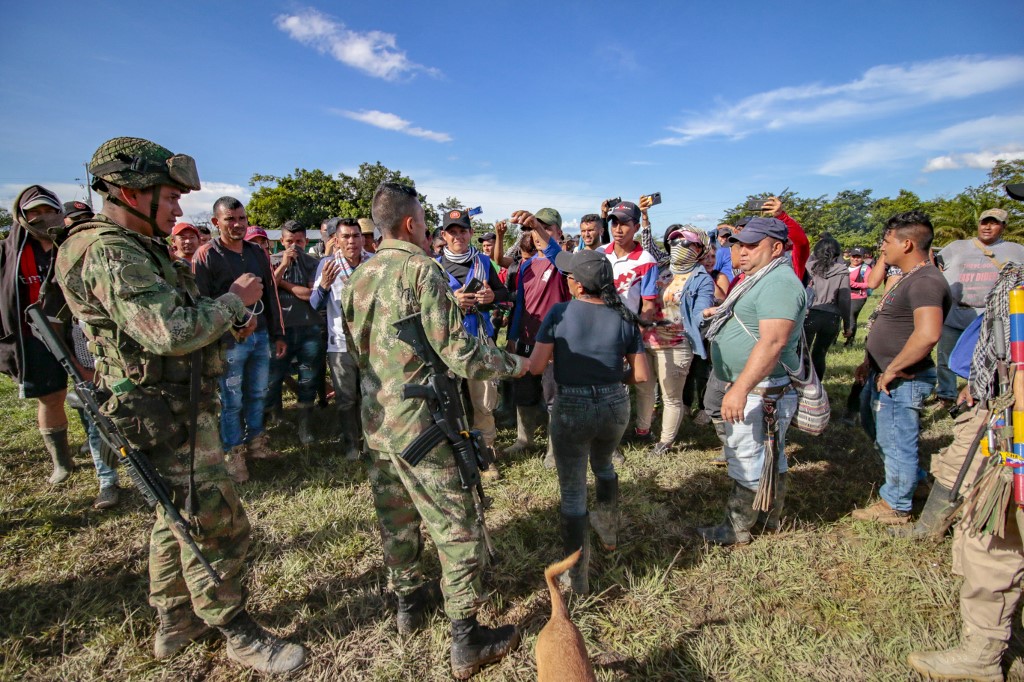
[26,305,222,585]
[393,312,499,564]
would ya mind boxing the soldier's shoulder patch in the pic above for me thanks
[117,262,160,290]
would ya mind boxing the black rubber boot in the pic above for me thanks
[889,481,959,539]
[698,482,759,546]
[396,579,442,637]
[591,475,619,551]
[296,403,315,445]
[559,512,590,594]
[450,616,520,680]
[42,426,75,485]
[218,611,307,674]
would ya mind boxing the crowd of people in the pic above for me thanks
[3,133,1024,679]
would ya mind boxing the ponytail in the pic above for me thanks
[583,283,642,326]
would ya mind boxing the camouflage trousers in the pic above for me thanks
[147,409,251,627]
[368,446,485,620]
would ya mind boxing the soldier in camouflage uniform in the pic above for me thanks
[341,182,528,680]
[55,137,306,674]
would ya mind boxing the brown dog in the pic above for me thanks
[535,549,597,682]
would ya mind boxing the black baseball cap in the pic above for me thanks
[728,217,788,244]
[477,231,496,243]
[734,216,752,228]
[443,209,472,230]
[554,249,613,292]
[849,247,868,257]
[608,201,641,223]
[1006,184,1024,201]
[63,200,93,220]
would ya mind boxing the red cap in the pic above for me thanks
[171,222,199,236]
[244,225,269,241]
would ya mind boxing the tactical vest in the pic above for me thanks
[63,221,223,449]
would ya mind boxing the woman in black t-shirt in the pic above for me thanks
[528,249,649,594]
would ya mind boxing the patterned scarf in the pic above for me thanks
[705,256,787,342]
[668,227,710,275]
[443,245,478,265]
[968,262,1024,400]
[335,250,374,285]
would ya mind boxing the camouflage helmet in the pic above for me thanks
[88,137,201,193]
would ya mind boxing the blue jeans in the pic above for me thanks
[549,385,629,517]
[79,408,119,489]
[219,329,271,451]
[936,324,964,401]
[267,325,324,408]
[864,368,936,512]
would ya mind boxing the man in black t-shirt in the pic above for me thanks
[852,211,950,525]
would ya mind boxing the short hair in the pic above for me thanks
[282,222,305,236]
[884,210,934,252]
[371,182,420,237]
[580,213,603,226]
[197,225,211,235]
[213,196,244,216]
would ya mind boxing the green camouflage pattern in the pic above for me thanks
[340,238,525,455]
[89,137,177,189]
[57,217,247,476]
[54,214,252,626]
[368,447,484,620]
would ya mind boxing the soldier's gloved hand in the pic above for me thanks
[230,273,264,306]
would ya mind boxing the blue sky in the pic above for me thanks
[2,1,1023,232]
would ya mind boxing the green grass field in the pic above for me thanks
[2,313,1020,681]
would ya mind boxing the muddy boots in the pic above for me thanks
[507,405,543,456]
[559,512,591,594]
[590,475,619,551]
[153,605,214,660]
[42,426,75,485]
[218,611,307,674]
[296,402,315,445]
[907,629,1004,682]
[450,616,521,680]
[757,472,788,534]
[397,580,442,637]
[889,481,959,539]
[338,407,362,460]
[698,482,759,546]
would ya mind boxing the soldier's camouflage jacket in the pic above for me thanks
[56,216,248,471]
[341,239,525,454]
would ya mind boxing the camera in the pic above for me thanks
[745,198,767,212]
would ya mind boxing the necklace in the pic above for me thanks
[864,258,930,336]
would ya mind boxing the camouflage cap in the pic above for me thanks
[534,208,562,229]
[89,137,201,192]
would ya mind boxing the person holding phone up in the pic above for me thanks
[437,209,511,476]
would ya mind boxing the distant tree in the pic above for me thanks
[817,189,873,241]
[0,207,11,237]
[982,158,1024,193]
[336,162,440,229]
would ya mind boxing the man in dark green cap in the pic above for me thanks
[55,136,307,674]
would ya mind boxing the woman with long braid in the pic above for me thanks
[527,249,650,595]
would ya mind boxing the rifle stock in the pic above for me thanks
[26,305,222,585]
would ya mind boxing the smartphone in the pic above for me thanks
[642,192,662,207]
[745,198,766,212]
[462,278,484,294]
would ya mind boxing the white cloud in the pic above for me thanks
[654,55,1024,145]
[333,109,452,143]
[923,148,1024,172]
[818,114,1024,175]
[275,9,439,81]
[1,181,250,225]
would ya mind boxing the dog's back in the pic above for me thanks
[535,549,596,682]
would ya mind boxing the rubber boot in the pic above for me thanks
[339,408,362,460]
[506,406,539,456]
[296,403,315,445]
[591,475,619,551]
[450,616,521,680]
[543,439,556,469]
[697,482,759,546]
[710,421,728,466]
[42,426,75,485]
[559,512,591,594]
[757,472,788,533]
[153,604,214,660]
[889,481,959,539]
[219,611,307,674]
[396,579,442,637]
[907,628,1004,682]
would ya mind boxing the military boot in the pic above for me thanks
[218,611,307,674]
[506,406,541,456]
[153,605,214,660]
[697,482,759,546]
[396,579,442,637]
[450,616,520,680]
[591,475,619,551]
[907,629,1004,682]
[757,472,788,534]
[889,481,960,539]
[296,403,315,445]
[224,445,249,484]
[247,433,280,460]
[42,426,75,485]
[559,512,591,594]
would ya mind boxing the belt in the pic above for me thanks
[557,384,624,397]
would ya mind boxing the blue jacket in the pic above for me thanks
[679,266,715,359]
[437,252,495,339]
